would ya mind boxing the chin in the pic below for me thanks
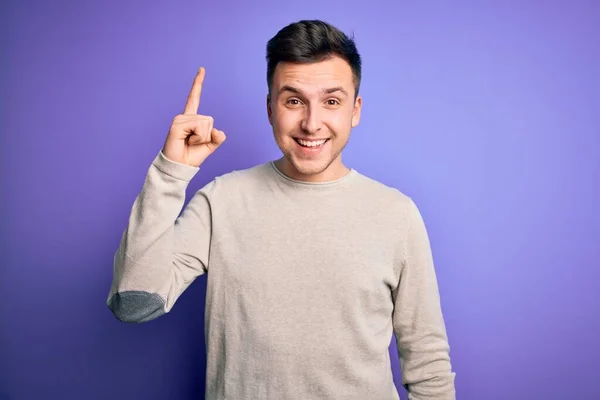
[288,155,334,177]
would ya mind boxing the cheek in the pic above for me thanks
[327,109,354,131]
[270,118,293,145]
[272,117,289,134]
[273,110,299,132]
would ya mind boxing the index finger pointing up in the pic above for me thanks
[184,67,205,115]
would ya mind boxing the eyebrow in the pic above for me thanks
[279,85,349,98]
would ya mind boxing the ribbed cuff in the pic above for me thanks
[151,150,199,182]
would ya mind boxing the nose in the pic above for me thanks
[300,104,322,134]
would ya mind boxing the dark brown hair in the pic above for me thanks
[266,20,362,98]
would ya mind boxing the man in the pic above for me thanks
[107,19,456,400]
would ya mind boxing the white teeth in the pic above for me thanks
[297,139,327,147]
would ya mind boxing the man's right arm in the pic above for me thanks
[107,66,226,323]
[106,150,215,323]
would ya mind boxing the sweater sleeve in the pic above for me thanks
[106,150,215,323]
[392,199,456,399]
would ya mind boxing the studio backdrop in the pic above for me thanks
[1,1,598,399]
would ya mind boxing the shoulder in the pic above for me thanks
[212,161,271,186]
[198,161,272,197]
[352,171,416,214]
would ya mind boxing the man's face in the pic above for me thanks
[267,55,362,182]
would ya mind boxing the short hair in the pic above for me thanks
[266,19,362,98]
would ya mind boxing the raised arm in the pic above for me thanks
[106,67,226,323]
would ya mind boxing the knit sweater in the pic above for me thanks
[106,150,456,399]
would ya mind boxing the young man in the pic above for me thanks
[107,19,456,400]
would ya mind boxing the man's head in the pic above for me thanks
[266,20,363,182]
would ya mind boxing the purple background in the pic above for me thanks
[2,1,599,399]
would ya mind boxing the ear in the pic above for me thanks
[267,93,273,126]
[351,94,362,128]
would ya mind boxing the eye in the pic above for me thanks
[286,98,303,106]
[326,99,340,106]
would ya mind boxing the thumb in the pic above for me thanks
[210,128,227,148]
[200,128,226,157]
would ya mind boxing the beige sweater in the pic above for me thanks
[107,150,456,400]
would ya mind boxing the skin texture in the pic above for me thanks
[267,56,362,182]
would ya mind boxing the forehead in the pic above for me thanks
[273,56,354,91]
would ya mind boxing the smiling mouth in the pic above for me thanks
[294,138,330,148]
